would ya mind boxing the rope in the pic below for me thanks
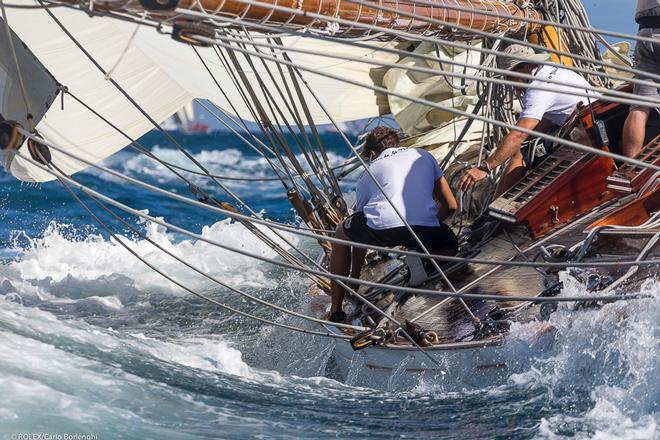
[47,0,660,92]
[57,174,353,339]
[42,7,335,291]
[172,0,660,84]
[36,24,440,366]
[11,13,439,361]
[202,18,660,108]
[18,149,656,305]
[104,11,145,80]
[19,129,660,271]
[46,0,660,47]
[195,36,660,172]
[73,181,368,332]
[22,134,353,339]
[61,88,325,287]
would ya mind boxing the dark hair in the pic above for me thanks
[512,62,535,72]
[364,127,399,158]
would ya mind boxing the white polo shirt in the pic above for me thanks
[520,65,599,127]
[355,147,443,230]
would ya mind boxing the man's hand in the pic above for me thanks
[459,166,488,192]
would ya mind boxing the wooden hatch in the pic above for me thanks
[607,134,660,194]
[488,96,620,238]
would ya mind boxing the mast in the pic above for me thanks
[62,0,542,38]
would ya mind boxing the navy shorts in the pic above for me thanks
[342,212,458,253]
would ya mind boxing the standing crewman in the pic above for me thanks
[622,0,660,158]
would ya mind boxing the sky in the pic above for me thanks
[584,0,637,38]
[194,0,641,130]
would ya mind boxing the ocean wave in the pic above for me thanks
[0,298,262,435]
[512,273,660,439]
[88,145,353,190]
[0,216,303,300]
[0,192,658,437]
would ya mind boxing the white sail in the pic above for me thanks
[382,41,495,161]
[2,8,397,182]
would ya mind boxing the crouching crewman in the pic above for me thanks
[328,127,458,323]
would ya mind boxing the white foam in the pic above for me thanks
[0,215,302,296]
[512,273,660,439]
[139,334,253,378]
[90,145,353,191]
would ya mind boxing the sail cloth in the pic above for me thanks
[0,18,57,130]
[384,42,483,136]
[2,8,396,182]
[383,41,492,160]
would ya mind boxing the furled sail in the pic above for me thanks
[61,0,541,39]
[2,0,546,182]
[384,41,483,136]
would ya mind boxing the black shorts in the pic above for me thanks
[342,212,458,253]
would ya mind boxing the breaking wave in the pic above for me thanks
[0,134,657,438]
[2,216,302,294]
[0,218,657,438]
[527,274,659,439]
[89,145,354,192]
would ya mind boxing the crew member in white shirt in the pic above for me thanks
[459,44,598,195]
[328,127,458,323]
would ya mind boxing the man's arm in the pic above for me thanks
[484,117,540,170]
[459,117,549,191]
[433,176,458,221]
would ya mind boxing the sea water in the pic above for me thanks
[0,131,656,439]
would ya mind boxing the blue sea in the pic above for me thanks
[0,131,657,439]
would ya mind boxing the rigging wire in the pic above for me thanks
[17,149,657,306]
[200,8,660,102]
[19,128,354,339]
[13,150,502,370]
[59,89,327,288]
[19,128,660,271]
[40,0,660,91]
[71,179,367,333]
[41,5,340,291]
[56,173,354,340]
[3,0,655,365]
[62,87,346,186]
[171,0,660,85]
[36,20,397,353]
[43,0,660,46]
[190,35,660,173]
[38,0,660,109]
[30,12,435,358]
[192,28,660,168]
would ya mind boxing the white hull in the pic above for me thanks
[328,325,557,391]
